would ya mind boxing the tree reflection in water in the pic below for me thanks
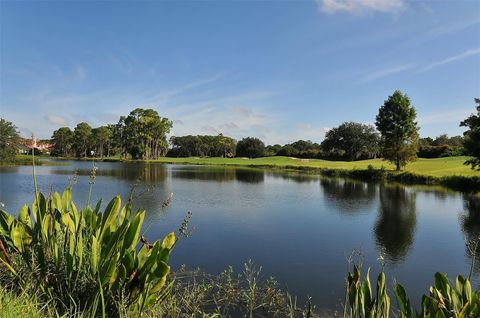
[320,178,377,214]
[235,169,264,183]
[374,184,417,263]
[170,166,236,182]
[460,194,480,273]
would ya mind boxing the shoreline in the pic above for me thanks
[48,155,480,193]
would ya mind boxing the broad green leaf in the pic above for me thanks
[91,235,99,273]
[76,230,83,266]
[153,261,170,279]
[150,275,168,294]
[122,251,135,278]
[0,209,14,234]
[100,258,117,286]
[123,211,144,251]
[465,279,472,303]
[11,224,24,252]
[62,187,72,211]
[42,214,52,241]
[161,232,176,250]
[61,213,75,233]
[51,192,62,212]
[100,196,121,239]
[18,204,31,228]
[137,245,150,269]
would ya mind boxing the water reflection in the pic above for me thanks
[320,178,377,213]
[235,169,264,183]
[50,163,167,183]
[374,184,417,263]
[460,195,480,272]
[170,166,236,182]
[267,171,320,183]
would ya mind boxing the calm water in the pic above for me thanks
[0,160,479,311]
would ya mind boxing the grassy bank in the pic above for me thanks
[36,155,480,191]
[112,156,476,177]
[108,156,480,192]
[0,154,62,166]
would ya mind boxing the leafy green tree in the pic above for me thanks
[418,134,465,158]
[124,108,172,160]
[92,126,113,158]
[375,90,419,170]
[431,134,450,146]
[216,134,236,157]
[73,122,93,157]
[112,116,128,159]
[265,144,282,156]
[51,127,74,157]
[235,137,265,158]
[321,122,380,161]
[419,137,434,148]
[290,140,318,152]
[277,144,297,157]
[0,118,20,161]
[460,98,480,170]
[168,134,236,157]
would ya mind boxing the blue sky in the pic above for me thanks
[1,0,479,144]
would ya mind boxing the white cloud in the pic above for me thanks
[231,106,255,118]
[418,108,473,125]
[319,0,405,14]
[173,119,184,125]
[169,103,274,142]
[420,48,480,72]
[45,114,69,126]
[219,122,239,130]
[363,63,415,81]
[200,125,219,134]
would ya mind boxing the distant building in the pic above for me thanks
[24,136,54,154]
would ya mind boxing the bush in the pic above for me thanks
[418,145,465,158]
[345,265,480,318]
[236,137,265,158]
[0,188,176,316]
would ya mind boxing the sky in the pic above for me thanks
[0,0,479,145]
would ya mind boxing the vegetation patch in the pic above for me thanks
[0,187,176,317]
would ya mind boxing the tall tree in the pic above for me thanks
[0,118,20,161]
[321,122,380,161]
[92,126,113,158]
[112,116,128,159]
[375,90,419,170]
[460,98,480,170]
[236,137,265,158]
[51,127,74,157]
[124,108,172,160]
[73,122,93,157]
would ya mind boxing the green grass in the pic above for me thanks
[0,154,62,166]
[137,156,479,178]
[0,289,54,318]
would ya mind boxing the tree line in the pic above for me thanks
[51,108,172,160]
[1,91,479,171]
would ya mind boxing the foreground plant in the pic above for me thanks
[344,265,480,318]
[0,187,176,316]
[148,262,318,318]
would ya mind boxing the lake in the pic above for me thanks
[0,160,478,312]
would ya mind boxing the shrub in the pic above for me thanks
[0,188,175,316]
[345,265,480,318]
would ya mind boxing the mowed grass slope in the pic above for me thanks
[142,156,479,177]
